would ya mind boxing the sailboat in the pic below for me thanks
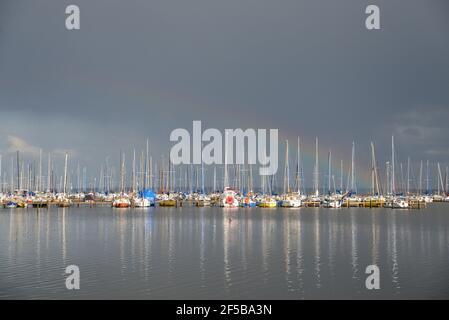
[322,149,343,208]
[196,160,211,207]
[132,146,155,208]
[258,196,277,208]
[280,140,302,208]
[57,153,72,208]
[306,137,321,206]
[220,188,239,207]
[113,196,131,208]
[423,160,433,203]
[384,136,408,209]
[6,201,18,209]
[344,141,363,206]
[159,157,177,207]
[112,152,131,208]
[133,195,154,207]
[362,142,385,207]
[158,194,177,207]
[432,163,445,202]
[220,134,239,208]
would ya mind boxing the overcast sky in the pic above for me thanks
[0,0,448,189]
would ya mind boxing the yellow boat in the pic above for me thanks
[258,198,277,208]
[159,199,177,207]
[17,201,27,208]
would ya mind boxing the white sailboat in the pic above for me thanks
[220,133,239,207]
[113,152,131,208]
[385,136,408,209]
[57,153,72,208]
[280,140,301,208]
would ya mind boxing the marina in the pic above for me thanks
[0,136,447,211]
[0,192,438,209]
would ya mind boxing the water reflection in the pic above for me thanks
[0,206,448,299]
[371,213,380,266]
[283,214,290,290]
[327,214,333,279]
[314,211,321,288]
[389,213,400,292]
[350,211,359,280]
[296,213,304,293]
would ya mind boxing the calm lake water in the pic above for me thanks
[0,205,448,299]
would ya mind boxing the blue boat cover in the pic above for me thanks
[140,189,156,200]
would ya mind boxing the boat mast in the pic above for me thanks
[350,141,355,193]
[371,142,380,196]
[38,149,42,192]
[105,157,110,194]
[143,147,147,191]
[445,166,448,195]
[178,165,182,192]
[224,132,229,189]
[20,160,24,192]
[149,156,153,190]
[400,162,404,194]
[47,153,51,193]
[16,151,20,191]
[261,162,265,194]
[313,137,319,196]
[391,136,395,195]
[327,149,332,195]
[10,157,14,192]
[200,138,204,194]
[201,161,205,194]
[119,151,125,194]
[77,162,80,193]
[184,167,188,192]
[188,164,191,194]
[145,139,150,189]
[294,137,303,194]
[407,157,410,196]
[419,160,423,195]
[437,162,444,195]
[63,152,68,195]
[132,148,136,193]
[283,140,290,194]
[99,165,104,193]
[340,160,343,193]
[249,164,253,192]
[195,165,199,192]
[83,166,87,193]
[213,166,216,192]
[371,142,375,196]
[386,162,390,195]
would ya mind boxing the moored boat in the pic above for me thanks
[220,188,239,207]
[6,201,18,209]
[258,196,277,208]
[280,193,302,208]
[133,197,153,207]
[112,196,131,208]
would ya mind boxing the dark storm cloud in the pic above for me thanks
[0,0,448,186]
